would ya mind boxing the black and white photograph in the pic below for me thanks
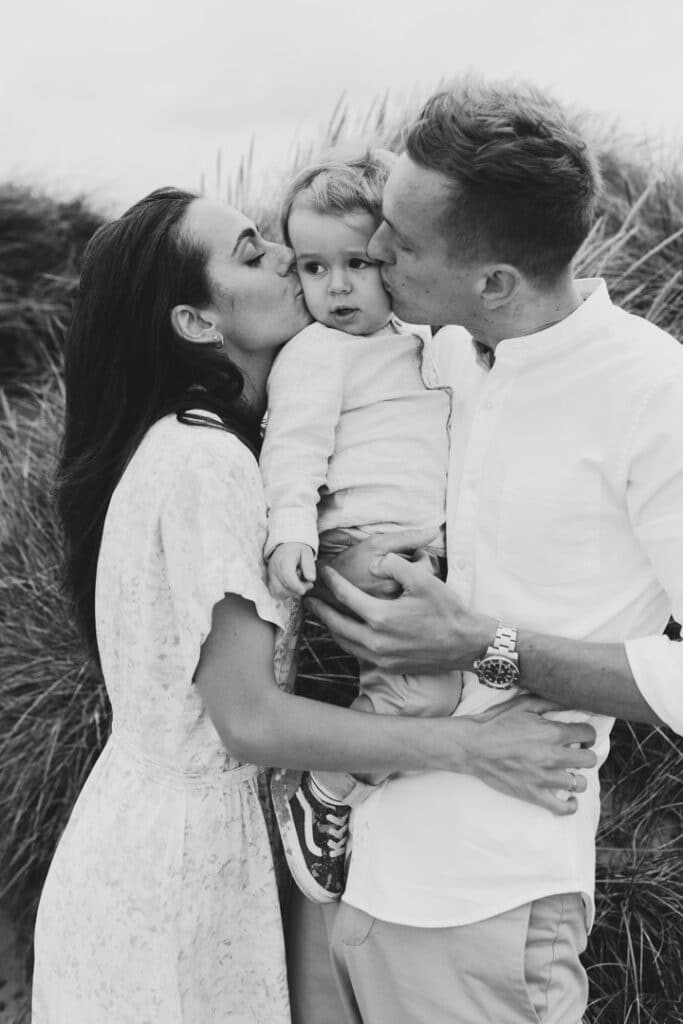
[1,1,682,1021]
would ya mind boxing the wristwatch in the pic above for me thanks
[473,624,520,690]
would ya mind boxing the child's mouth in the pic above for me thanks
[331,307,358,319]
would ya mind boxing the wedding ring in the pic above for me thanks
[566,770,578,793]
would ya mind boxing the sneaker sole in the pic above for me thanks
[270,772,342,905]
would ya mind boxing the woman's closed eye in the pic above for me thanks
[245,251,265,267]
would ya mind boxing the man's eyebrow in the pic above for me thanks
[231,227,257,255]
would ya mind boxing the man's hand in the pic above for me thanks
[268,542,316,600]
[461,696,597,815]
[312,527,440,610]
[308,545,495,673]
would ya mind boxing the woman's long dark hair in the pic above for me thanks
[57,187,261,659]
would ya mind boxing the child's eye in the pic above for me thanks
[302,261,325,275]
[349,258,371,270]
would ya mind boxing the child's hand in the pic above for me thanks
[268,542,317,600]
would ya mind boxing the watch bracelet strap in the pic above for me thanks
[490,624,518,658]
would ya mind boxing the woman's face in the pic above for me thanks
[182,198,311,353]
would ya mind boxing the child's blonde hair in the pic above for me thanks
[280,147,397,246]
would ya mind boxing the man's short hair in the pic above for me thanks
[406,82,602,283]
[281,148,396,245]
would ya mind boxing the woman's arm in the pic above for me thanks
[194,593,597,815]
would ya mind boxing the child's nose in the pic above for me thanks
[328,268,350,293]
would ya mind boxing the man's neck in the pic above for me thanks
[481,278,584,354]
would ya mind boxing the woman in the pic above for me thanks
[32,188,588,1023]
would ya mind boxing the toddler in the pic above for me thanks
[261,150,460,904]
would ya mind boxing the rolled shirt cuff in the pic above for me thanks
[625,633,683,736]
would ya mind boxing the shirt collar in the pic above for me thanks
[474,279,613,366]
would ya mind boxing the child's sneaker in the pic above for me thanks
[270,769,350,903]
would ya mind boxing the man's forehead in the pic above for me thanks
[385,155,451,222]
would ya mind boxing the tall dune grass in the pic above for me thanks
[1,93,682,1024]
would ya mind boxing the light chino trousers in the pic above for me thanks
[286,886,588,1024]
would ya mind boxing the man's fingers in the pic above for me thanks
[369,551,435,593]
[306,595,374,648]
[317,566,381,621]
[369,526,440,556]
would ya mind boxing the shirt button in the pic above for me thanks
[455,557,468,571]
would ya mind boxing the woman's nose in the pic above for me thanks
[275,244,297,276]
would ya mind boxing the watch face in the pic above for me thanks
[480,656,518,690]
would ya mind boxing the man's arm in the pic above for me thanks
[506,631,662,723]
[308,556,668,727]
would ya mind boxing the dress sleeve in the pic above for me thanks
[159,433,286,683]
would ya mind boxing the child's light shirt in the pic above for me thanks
[260,317,451,557]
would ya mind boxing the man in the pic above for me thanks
[289,82,683,1023]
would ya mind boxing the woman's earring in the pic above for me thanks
[212,331,224,349]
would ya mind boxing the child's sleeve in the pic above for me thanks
[260,325,345,558]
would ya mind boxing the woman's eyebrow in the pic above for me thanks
[231,227,257,255]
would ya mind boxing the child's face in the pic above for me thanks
[287,203,391,336]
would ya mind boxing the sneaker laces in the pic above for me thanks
[322,811,349,859]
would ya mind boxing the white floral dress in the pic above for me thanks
[32,415,299,1024]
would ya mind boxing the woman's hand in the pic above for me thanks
[454,695,597,815]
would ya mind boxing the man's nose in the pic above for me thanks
[367,223,393,264]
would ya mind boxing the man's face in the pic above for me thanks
[368,154,481,328]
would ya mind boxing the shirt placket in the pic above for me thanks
[447,365,508,607]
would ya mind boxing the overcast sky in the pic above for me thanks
[3,0,682,214]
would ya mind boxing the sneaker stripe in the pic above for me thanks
[296,789,323,856]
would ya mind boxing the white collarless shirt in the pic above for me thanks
[344,279,683,928]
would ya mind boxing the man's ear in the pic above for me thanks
[479,265,522,310]
[170,305,221,346]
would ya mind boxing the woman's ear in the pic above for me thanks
[171,305,223,347]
